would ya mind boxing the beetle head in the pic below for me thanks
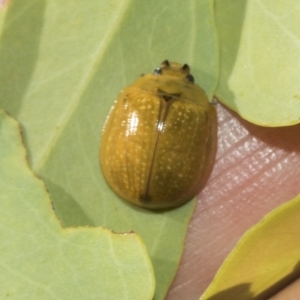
[153,60,194,83]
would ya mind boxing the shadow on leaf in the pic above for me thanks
[0,0,46,115]
[45,178,94,227]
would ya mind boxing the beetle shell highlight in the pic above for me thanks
[100,60,217,209]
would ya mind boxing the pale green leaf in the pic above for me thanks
[0,0,218,298]
[0,109,154,300]
[215,0,300,126]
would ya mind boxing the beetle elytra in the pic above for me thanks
[100,60,217,209]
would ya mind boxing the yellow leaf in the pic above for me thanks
[202,194,300,300]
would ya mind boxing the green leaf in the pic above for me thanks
[0,109,154,299]
[0,0,218,298]
[215,0,300,126]
[201,193,300,300]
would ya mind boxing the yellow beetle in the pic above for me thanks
[100,60,217,209]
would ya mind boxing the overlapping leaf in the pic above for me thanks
[201,194,300,300]
[0,109,154,299]
[215,0,300,126]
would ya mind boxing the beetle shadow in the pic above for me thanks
[119,196,197,215]
[43,178,94,228]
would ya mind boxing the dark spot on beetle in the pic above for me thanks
[162,95,173,102]
[153,68,161,75]
[139,194,151,203]
[161,60,170,67]
[186,74,194,83]
[181,63,190,72]
[157,89,181,102]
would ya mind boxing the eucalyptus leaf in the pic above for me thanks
[0,0,218,298]
[201,194,300,300]
[215,0,300,126]
[0,109,154,300]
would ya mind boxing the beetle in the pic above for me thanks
[100,60,217,209]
